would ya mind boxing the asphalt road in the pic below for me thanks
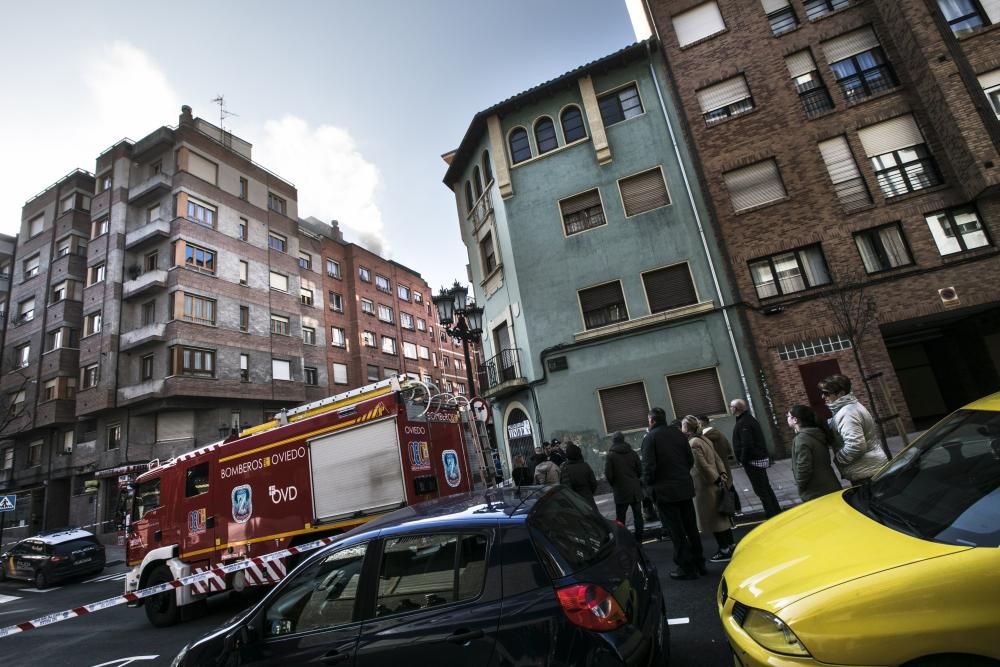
[0,527,753,667]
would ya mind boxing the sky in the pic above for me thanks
[0,1,639,294]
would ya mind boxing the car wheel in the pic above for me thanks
[34,570,48,589]
[655,609,671,665]
[144,565,180,628]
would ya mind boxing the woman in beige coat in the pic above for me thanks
[682,415,736,563]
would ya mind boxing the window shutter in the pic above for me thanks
[785,50,817,78]
[643,264,698,313]
[978,68,1000,89]
[822,26,880,64]
[668,368,726,418]
[579,281,625,312]
[761,0,789,13]
[697,76,751,113]
[857,115,924,157]
[673,1,726,47]
[333,363,348,384]
[599,383,650,433]
[187,151,218,185]
[560,189,601,216]
[818,136,863,184]
[620,168,670,216]
[723,160,786,212]
[156,411,195,442]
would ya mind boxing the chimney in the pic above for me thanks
[179,105,194,126]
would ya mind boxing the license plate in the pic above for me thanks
[76,557,92,564]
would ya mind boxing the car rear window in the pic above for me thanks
[24,540,49,555]
[528,489,614,578]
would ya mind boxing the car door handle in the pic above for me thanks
[321,651,351,665]
[447,628,484,644]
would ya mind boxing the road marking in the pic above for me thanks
[17,588,60,593]
[84,573,126,584]
[0,595,20,605]
[90,658,159,667]
[667,617,689,625]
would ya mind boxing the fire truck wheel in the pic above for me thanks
[145,565,180,627]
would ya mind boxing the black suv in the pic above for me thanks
[0,528,106,588]
[173,486,669,666]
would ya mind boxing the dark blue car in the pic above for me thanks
[171,486,670,666]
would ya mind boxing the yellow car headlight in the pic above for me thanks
[742,608,810,657]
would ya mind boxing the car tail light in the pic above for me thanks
[50,555,66,563]
[556,583,628,632]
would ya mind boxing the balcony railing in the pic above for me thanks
[480,348,526,396]
[467,190,494,231]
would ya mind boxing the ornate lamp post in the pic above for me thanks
[432,281,484,396]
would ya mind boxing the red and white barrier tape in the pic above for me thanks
[0,535,339,639]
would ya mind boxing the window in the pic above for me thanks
[598,382,650,432]
[141,354,154,380]
[51,280,77,303]
[762,0,798,35]
[359,266,371,282]
[367,364,380,382]
[239,260,248,286]
[29,215,44,237]
[416,318,426,332]
[473,166,483,199]
[667,368,726,418]
[27,440,41,466]
[642,264,699,313]
[269,271,289,292]
[331,327,346,347]
[298,252,312,271]
[238,219,248,241]
[43,379,58,401]
[508,128,531,164]
[578,281,628,330]
[142,300,156,325]
[362,330,376,347]
[979,69,1000,119]
[326,258,341,278]
[854,223,913,273]
[47,327,78,351]
[824,28,897,103]
[803,0,850,21]
[186,197,216,227]
[749,245,831,298]
[183,242,216,274]
[268,193,287,214]
[619,168,670,216]
[18,297,35,323]
[329,292,344,312]
[91,217,109,239]
[403,342,418,359]
[381,336,397,355]
[361,298,375,315]
[697,75,754,125]
[559,189,605,236]
[333,363,348,385]
[148,204,161,222]
[56,237,71,257]
[1,448,11,471]
[272,359,291,381]
[144,250,159,272]
[464,181,474,213]
[597,85,643,126]
[937,0,992,35]
[300,287,314,306]
[239,177,248,200]
[15,343,30,368]
[107,424,121,451]
[84,311,102,336]
[560,106,586,143]
[397,284,410,301]
[858,115,941,198]
[723,159,787,212]
[23,254,40,279]
[443,356,451,369]
[302,326,316,345]
[183,294,216,325]
[375,274,391,293]
[99,174,112,192]
[88,263,106,286]
[779,335,852,361]
[480,233,497,273]
[672,1,726,47]
[400,312,415,330]
[173,346,214,377]
[270,314,290,336]
[418,345,430,360]
[184,462,209,498]
[82,363,99,388]
[268,232,287,253]
[240,354,250,382]
[818,135,872,210]
[304,367,318,386]
[534,117,558,154]
[62,431,74,454]
[240,305,249,332]
[786,50,834,117]
[482,150,493,185]
[925,206,991,255]
[413,291,423,304]
[377,304,394,323]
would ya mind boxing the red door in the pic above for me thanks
[798,359,842,420]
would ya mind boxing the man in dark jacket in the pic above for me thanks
[730,399,781,518]
[604,431,643,542]
[559,442,598,509]
[641,407,704,579]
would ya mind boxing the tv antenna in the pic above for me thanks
[211,95,239,144]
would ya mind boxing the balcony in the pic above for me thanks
[125,217,171,250]
[467,190,494,232]
[120,322,167,351]
[480,348,528,399]
[127,173,171,206]
[123,269,167,299]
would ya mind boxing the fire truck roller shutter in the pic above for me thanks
[309,417,407,523]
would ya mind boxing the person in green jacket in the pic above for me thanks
[787,404,844,502]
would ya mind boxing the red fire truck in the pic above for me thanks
[124,377,476,626]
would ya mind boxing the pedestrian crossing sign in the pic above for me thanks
[0,495,14,512]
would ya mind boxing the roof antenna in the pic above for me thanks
[211,95,239,147]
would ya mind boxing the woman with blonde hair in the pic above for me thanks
[681,415,736,562]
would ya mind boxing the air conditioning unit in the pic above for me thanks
[938,286,960,308]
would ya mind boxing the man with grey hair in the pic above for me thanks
[729,399,781,519]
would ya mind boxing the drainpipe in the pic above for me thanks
[644,44,754,413]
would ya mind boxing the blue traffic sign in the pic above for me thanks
[0,495,15,512]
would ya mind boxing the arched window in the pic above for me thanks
[464,181,474,213]
[482,150,493,184]
[534,117,558,154]
[473,166,483,199]
[561,106,586,143]
[509,128,531,164]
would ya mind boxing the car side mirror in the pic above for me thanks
[267,619,293,637]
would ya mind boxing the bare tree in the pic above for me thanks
[0,353,36,438]
[823,273,893,459]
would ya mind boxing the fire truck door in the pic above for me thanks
[179,461,215,558]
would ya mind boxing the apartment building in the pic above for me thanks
[443,40,762,471]
[632,0,1000,438]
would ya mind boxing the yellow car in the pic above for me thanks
[719,393,1000,667]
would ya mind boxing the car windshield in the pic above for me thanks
[858,409,1000,547]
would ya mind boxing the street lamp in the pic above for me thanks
[432,281,483,397]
